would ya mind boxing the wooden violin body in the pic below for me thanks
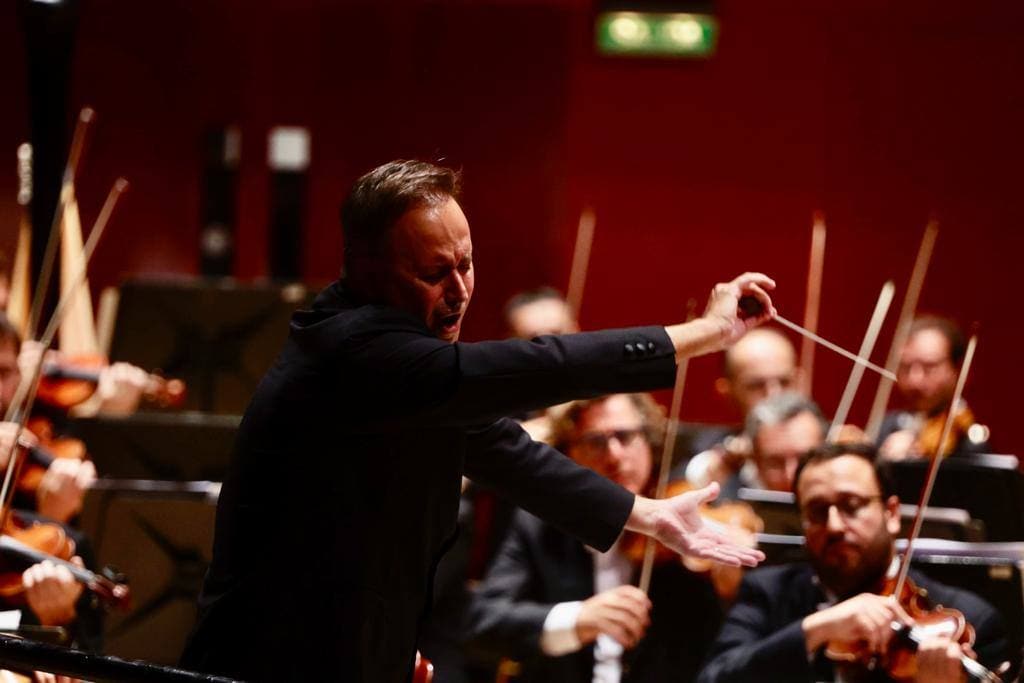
[826,575,997,682]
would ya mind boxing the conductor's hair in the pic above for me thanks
[909,316,967,367]
[340,160,461,276]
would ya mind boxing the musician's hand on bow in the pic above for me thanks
[626,482,765,567]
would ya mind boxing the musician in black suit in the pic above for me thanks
[698,444,1013,683]
[467,393,723,682]
[877,316,992,460]
[181,160,772,682]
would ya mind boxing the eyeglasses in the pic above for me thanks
[575,428,646,456]
[800,494,882,527]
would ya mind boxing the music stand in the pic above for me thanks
[69,412,239,481]
[886,454,1024,541]
[108,277,315,414]
[739,488,979,541]
[78,480,220,665]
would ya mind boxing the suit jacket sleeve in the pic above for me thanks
[464,512,554,660]
[697,571,813,683]
[464,418,633,552]
[300,308,677,430]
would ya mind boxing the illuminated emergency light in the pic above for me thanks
[596,11,718,57]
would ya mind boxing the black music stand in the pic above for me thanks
[886,454,1024,542]
[69,412,239,482]
[109,277,315,414]
[78,481,220,666]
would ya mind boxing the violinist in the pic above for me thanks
[466,393,722,683]
[0,318,102,654]
[0,316,94,524]
[681,328,801,498]
[877,317,991,461]
[182,160,770,682]
[697,444,1013,683]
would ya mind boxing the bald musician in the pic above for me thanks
[681,327,801,499]
[181,160,773,682]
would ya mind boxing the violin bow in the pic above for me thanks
[638,300,697,595]
[565,207,595,322]
[827,281,895,441]
[864,220,939,442]
[891,334,977,600]
[0,179,128,531]
[799,212,826,395]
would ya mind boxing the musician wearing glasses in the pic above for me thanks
[466,393,723,683]
[698,444,1013,683]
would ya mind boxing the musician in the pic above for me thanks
[697,444,1012,682]
[742,392,827,494]
[504,287,580,340]
[0,319,102,653]
[0,316,94,524]
[182,159,772,682]
[878,316,991,460]
[419,288,583,682]
[466,393,722,682]
[680,327,800,498]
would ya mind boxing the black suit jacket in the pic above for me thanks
[697,563,1012,682]
[180,281,678,682]
[467,509,723,683]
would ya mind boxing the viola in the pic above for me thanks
[0,515,130,611]
[35,354,186,410]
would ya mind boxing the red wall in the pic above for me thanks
[1,0,1021,453]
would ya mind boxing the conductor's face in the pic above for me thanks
[383,197,475,342]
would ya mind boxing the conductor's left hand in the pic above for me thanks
[625,482,765,567]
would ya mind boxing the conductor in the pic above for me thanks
[181,160,774,682]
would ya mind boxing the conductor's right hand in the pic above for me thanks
[666,273,777,360]
[575,585,651,649]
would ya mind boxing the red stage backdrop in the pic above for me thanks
[0,0,1020,454]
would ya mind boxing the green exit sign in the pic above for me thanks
[596,11,718,58]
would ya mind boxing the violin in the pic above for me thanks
[915,401,981,460]
[825,573,1000,682]
[0,515,130,611]
[35,354,186,410]
[15,417,87,500]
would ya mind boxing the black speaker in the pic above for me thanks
[78,481,219,665]
[108,277,314,414]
